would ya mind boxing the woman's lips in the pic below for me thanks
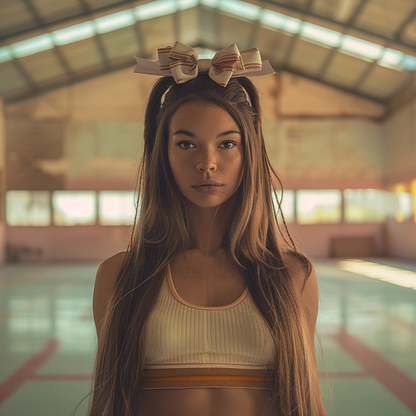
[192,185,223,193]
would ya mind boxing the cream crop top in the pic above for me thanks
[142,265,276,389]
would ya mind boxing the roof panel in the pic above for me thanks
[200,7,219,45]
[140,15,176,56]
[311,0,362,22]
[100,27,140,60]
[323,51,369,86]
[33,0,84,24]
[0,0,36,37]
[289,38,332,76]
[355,0,413,38]
[59,38,104,71]
[219,14,253,49]
[18,50,67,83]
[0,61,29,94]
[359,65,411,99]
[402,19,416,46]
[86,0,126,12]
[176,8,200,44]
[256,27,293,64]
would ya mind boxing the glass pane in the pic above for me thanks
[273,190,294,223]
[98,191,136,225]
[53,191,96,226]
[6,191,51,226]
[344,189,389,223]
[390,192,413,222]
[297,190,341,224]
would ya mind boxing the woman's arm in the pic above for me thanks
[92,251,125,338]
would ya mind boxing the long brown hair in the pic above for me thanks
[88,74,321,415]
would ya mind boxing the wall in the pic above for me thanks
[384,97,416,260]
[4,70,388,261]
[0,99,5,263]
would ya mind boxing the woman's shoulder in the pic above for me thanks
[93,251,127,334]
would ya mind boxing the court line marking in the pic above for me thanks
[321,280,416,333]
[332,329,416,414]
[0,338,58,406]
[0,284,72,324]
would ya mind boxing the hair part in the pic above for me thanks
[87,74,320,416]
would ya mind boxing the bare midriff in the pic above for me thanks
[137,387,273,416]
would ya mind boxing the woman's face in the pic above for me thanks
[168,101,243,209]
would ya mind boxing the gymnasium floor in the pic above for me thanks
[0,258,415,416]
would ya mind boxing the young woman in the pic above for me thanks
[89,43,326,416]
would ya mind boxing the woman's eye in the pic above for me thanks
[176,141,195,149]
[220,140,237,149]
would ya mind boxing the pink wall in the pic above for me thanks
[6,226,132,262]
[383,97,416,261]
[6,222,385,262]
[289,223,385,258]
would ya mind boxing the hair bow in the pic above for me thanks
[133,42,275,87]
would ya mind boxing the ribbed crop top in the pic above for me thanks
[142,265,276,390]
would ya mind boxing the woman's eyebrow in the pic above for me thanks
[172,129,241,138]
[217,130,241,137]
[172,130,196,138]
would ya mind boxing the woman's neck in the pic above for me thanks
[185,195,237,256]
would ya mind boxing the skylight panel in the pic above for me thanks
[378,48,405,69]
[260,10,301,34]
[177,0,198,9]
[340,35,383,61]
[53,22,95,46]
[200,0,219,7]
[301,23,341,48]
[401,55,416,71]
[0,46,13,63]
[284,17,302,34]
[219,0,261,21]
[95,10,136,34]
[260,10,287,30]
[12,34,54,58]
[135,0,176,21]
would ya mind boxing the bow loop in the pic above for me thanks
[209,44,244,87]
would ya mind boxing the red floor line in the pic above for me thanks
[30,374,92,381]
[0,338,58,405]
[331,329,416,414]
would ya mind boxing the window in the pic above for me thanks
[273,190,294,223]
[344,189,389,223]
[98,191,136,225]
[6,191,51,226]
[52,191,96,225]
[297,190,342,224]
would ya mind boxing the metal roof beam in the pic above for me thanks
[77,0,110,67]
[274,62,386,104]
[21,0,74,77]
[259,0,416,53]
[352,60,377,90]
[12,58,37,89]
[346,0,370,25]
[394,6,416,41]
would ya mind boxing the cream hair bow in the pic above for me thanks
[133,42,275,87]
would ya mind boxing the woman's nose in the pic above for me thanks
[196,150,217,172]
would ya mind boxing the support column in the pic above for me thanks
[0,98,6,264]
